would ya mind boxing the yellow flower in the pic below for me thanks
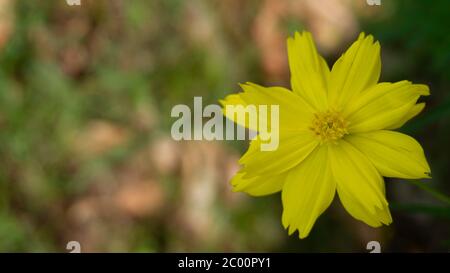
[220,31,431,239]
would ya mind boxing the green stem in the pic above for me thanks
[390,203,450,219]
[409,180,450,205]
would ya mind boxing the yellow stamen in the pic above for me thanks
[310,110,348,143]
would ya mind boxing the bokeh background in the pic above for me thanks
[0,0,449,252]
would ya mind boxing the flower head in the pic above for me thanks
[220,31,431,239]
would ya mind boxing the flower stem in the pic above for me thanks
[409,180,450,205]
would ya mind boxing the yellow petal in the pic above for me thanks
[329,140,391,227]
[337,187,392,227]
[281,146,336,239]
[345,81,429,133]
[386,102,426,130]
[287,31,330,111]
[219,94,255,130]
[240,131,318,177]
[231,171,286,196]
[220,82,314,132]
[328,33,381,109]
[346,130,431,179]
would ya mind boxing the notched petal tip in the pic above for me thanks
[287,224,296,236]
[415,84,430,96]
[289,30,315,46]
[284,224,311,239]
[238,82,246,89]
[379,204,393,224]
[357,32,377,43]
[239,82,264,94]
[356,32,379,49]
[243,81,261,88]
[358,32,366,40]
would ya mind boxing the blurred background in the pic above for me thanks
[0,0,449,252]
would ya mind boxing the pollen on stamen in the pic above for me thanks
[309,110,349,143]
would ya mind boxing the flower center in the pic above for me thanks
[310,110,348,142]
